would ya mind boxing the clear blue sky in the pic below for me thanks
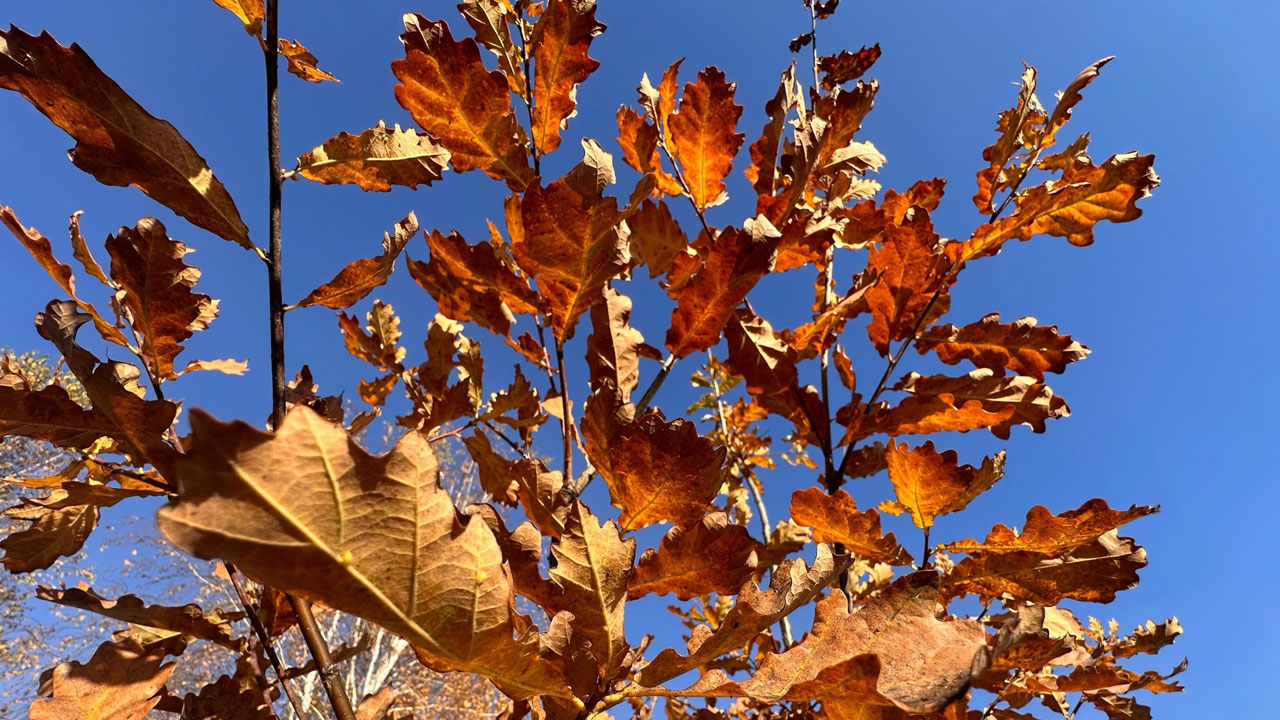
[3,2,1276,717]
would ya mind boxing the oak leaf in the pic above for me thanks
[0,27,251,248]
[157,406,570,699]
[37,585,243,650]
[212,0,264,36]
[29,640,175,720]
[106,218,219,379]
[818,44,881,90]
[586,287,658,402]
[295,121,450,190]
[636,545,852,687]
[393,14,533,189]
[512,143,630,340]
[179,675,272,720]
[916,313,1089,381]
[293,212,417,310]
[745,65,800,196]
[457,0,525,97]
[668,67,745,210]
[1,501,98,573]
[790,487,912,565]
[409,227,541,337]
[529,0,604,152]
[279,38,338,83]
[876,370,1069,441]
[666,228,776,358]
[627,199,689,278]
[939,499,1157,556]
[945,531,1147,605]
[627,513,762,600]
[615,105,682,197]
[879,440,1006,530]
[863,208,952,355]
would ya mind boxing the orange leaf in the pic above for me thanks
[879,440,1005,530]
[408,227,540,337]
[212,0,264,36]
[393,14,532,189]
[106,218,219,379]
[940,498,1157,556]
[628,513,762,600]
[869,369,1069,441]
[790,487,912,565]
[916,313,1090,380]
[615,106,682,197]
[529,0,604,152]
[666,227,775,358]
[0,28,251,249]
[512,143,629,340]
[586,288,659,402]
[745,65,800,196]
[295,121,449,191]
[29,640,174,720]
[627,199,688,278]
[863,207,952,355]
[279,38,338,83]
[949,152,1159,264]
[973,65,1039,214]
[668,67,745,210]
[293,212,417,310]
[818,44,881,90]
[945,531,1147,605]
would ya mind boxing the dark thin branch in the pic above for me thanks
[227,563,309,719]
[263,3,355,719]
[553,338,573,484]
[516,6,540,177]
[636,353,677,414]
[807,0,821,92]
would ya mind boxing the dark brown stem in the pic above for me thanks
[482,419,524,453]
[264,4,355,719]
[516,6,540,177]
[807,0,821,92]
[920,526,932,570]
[553,338,573,484]
[227,564,309,719]
[636,353,677,414]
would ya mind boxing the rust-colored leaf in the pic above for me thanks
[973,64,1038,215]
[779,270,876,360]
[37,585,242,649]
[157,406,570,699]
[745,65,800,196]
[0,382,119,452]
[790,487,912,565]
[279,38,338,83]
[879,440,1005,530]
[106,218,219,379]
[587,403,725,532]
[666,227,775,358]
[29,640,174,720]
[668,67,745,210]
[529,0,604,152]
[457,0,525,97]
[1,502,98,573]
[409,227,541,337]
[628,513,762,600]
[616,105,682,197]
[295,121,449,190]
[586,287,658,402]
[871,370,1069,441]
[0,27,251,248]
[916,313,1089,381]
[949,152,1159,264]
[293,212,417,310]
[818,44,881,90]
[512,142,629,340]
[646,573,988,715]
[945,531,1147,604]
[393,14,532,189]
[179,675,272,720]
[636,545,852,687]
[941,499,1157,556]
[339,300,405,371]
[863,208,952,355]
[627,199,688,278]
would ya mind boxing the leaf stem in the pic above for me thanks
[636,352,677,413]
[553,338,573,484]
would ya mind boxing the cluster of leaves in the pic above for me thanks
[0,1,1181,719]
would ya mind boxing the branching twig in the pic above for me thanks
[227,563,309,719]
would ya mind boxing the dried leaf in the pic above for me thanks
[0,28,251,248]
[296,121,450,190]
[29,640,174,720]
[586,288,657,402]
[627,199,688,278]
[212,0,264,36]
[628,513,762,600]
[279,38,338,83]
[293,212,417,309]
[529,0,604,152]
[818,44,881,90]
[409,227,541,337]
[157,406,570,699]
[790,488,912,565]
[666,228,775,358]
[916,313,1089,381]
[668,67,745,210]
[872,370,1069,441]
[394,14,533,189]
[946,531,1147,604]
[940,499,1157,556]
[179,675,272,720]
[37,585,242,650]
[863,208,952,355]
[879,440,1005,530]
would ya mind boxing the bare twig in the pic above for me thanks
[636,353,677,414]
[553,339,573,484]
[227,563,309,719]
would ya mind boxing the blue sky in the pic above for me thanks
[2,1,1277,717]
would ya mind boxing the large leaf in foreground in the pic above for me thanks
[0,27,251,249]
[157,405,569,699]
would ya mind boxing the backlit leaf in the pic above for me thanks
[790,487,912,565]
[863,207,952,355]
[212,0,264,36]
[668,67,745,210]
[940,499,1157,556]
[945,531,1147,604]
[295,121,450,191]
[0,27,251,248]
[586,287,658,402]
[529,0,604,153]
[408,227,541,337]
[916,313,1089,381]
[293,212,417,310]
[628,513,762,600]
[879,440,1005,530]
[37,585,242,650]
[279,38,338,83]
[666,227,775,358]
[29,640,174,720]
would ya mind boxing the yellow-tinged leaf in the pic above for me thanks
[293,212,417,310]
[296,121,450,191]
[879,440,1005,530]
[212,0,264,36]
[668,67,744,210]
[0,28,251,249]
[29,640,174,720]
[529,0,604,152]
[279,38,338,83]
[157,405,570,699]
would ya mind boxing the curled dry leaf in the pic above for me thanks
[29,639,175,720]
[789,487,912,565]
[212,0,264,37]
[586,287,659,402]
[296,121,450,191]
[940,498,1158,556]
[157,405,571,699]
[946,531,1148,605]
[279,38,338,83]
[179,674,273,720]
[37,585,243,649]
[293,212,418,310]
[916,313,1090,381]
[0,27,251,248]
